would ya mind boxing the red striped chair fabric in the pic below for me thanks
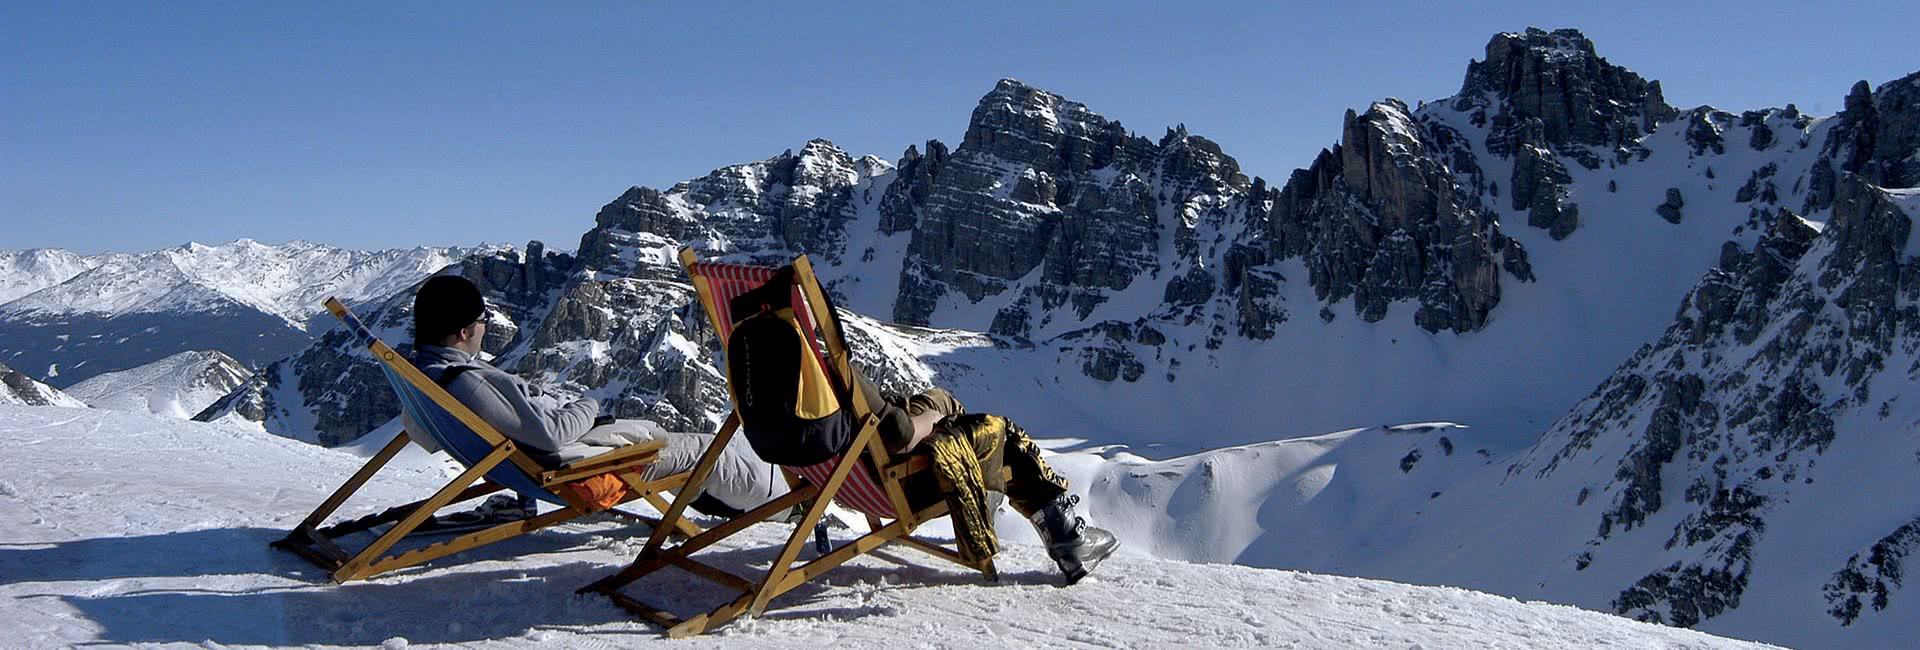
[690,260,899,519]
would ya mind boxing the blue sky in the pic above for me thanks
[4,1,1916,254]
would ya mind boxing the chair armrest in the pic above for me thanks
[540,439,667,484]
[880,453,932,480]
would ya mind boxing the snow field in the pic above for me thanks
[0,405,1774,648]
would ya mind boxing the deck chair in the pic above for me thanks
[579,249,997,637]
[272,297,701,583]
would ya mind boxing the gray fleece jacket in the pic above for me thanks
[413,345,602,464]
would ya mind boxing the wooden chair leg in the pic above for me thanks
[579,485,814,595]
[644,491,702,538]
[360,505,586,577]
[638,414,740,555]
[748,424,875,616]
[292,431,411,533]
[334,445,514,582]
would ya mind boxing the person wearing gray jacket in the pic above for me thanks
[409,275,783,515]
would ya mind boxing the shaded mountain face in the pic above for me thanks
[1465,175,1920,645]
[0,240,468,386]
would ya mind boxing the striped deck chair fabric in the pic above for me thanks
[683,260,898,518]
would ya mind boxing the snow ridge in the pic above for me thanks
[65,350,252,418]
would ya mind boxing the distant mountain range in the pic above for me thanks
[0,239,485,387]
[10,27,1918,649]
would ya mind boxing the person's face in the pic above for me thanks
[455,318,486,355]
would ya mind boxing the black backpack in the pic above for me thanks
[725,267,855,466]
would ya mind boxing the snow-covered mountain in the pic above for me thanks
[187,27,1918,648]
[64,350,252,418]
[0,403,1780,649]
[0,361,87,407]
[1,240,467,323]
[0,239,479,387]
[0,248,100,305]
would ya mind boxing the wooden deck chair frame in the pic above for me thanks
[271,297,702,583]
[579,249,996,637]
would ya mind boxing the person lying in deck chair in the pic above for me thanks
[409,275,785,522]
[848,373,1120,584]
[723,268,1118,583]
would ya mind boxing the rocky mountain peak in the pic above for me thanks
[577,140,872,280]
[960,78,1138,175]
[1158,127,1252,197]
[1461,27,1676,155]
[1804,72,1920,214]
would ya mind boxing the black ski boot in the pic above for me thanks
[1028,493,1118,585]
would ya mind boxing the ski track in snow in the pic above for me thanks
[0,405,1774,649]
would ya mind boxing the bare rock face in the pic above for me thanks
[896,80,1178,331]
[0,361,85,407]
[1657,188,1686,224]
[1685,108,1732,156]
[517,278,726,433]
[1461,27,1675,158]
[1510,118,1580,239]
[1807,73,1920,213]
[1451,28,1680,242]
[1270,99,1527,332]
[579,140,884,281]
[877,141,949,235]
[1827,516,1920,625]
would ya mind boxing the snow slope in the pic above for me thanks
[64,350,252,418]
[0,404,1772,649]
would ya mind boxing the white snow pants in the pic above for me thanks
[579,419,786,512]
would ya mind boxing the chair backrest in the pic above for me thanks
[324,298,565,506]
[680,251,899,518]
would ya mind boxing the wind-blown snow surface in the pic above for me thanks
[0,405,1771,649]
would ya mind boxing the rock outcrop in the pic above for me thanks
[1807,73,1920,213]
[0,361,86,408]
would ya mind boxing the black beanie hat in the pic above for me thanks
[413,275,487,345]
